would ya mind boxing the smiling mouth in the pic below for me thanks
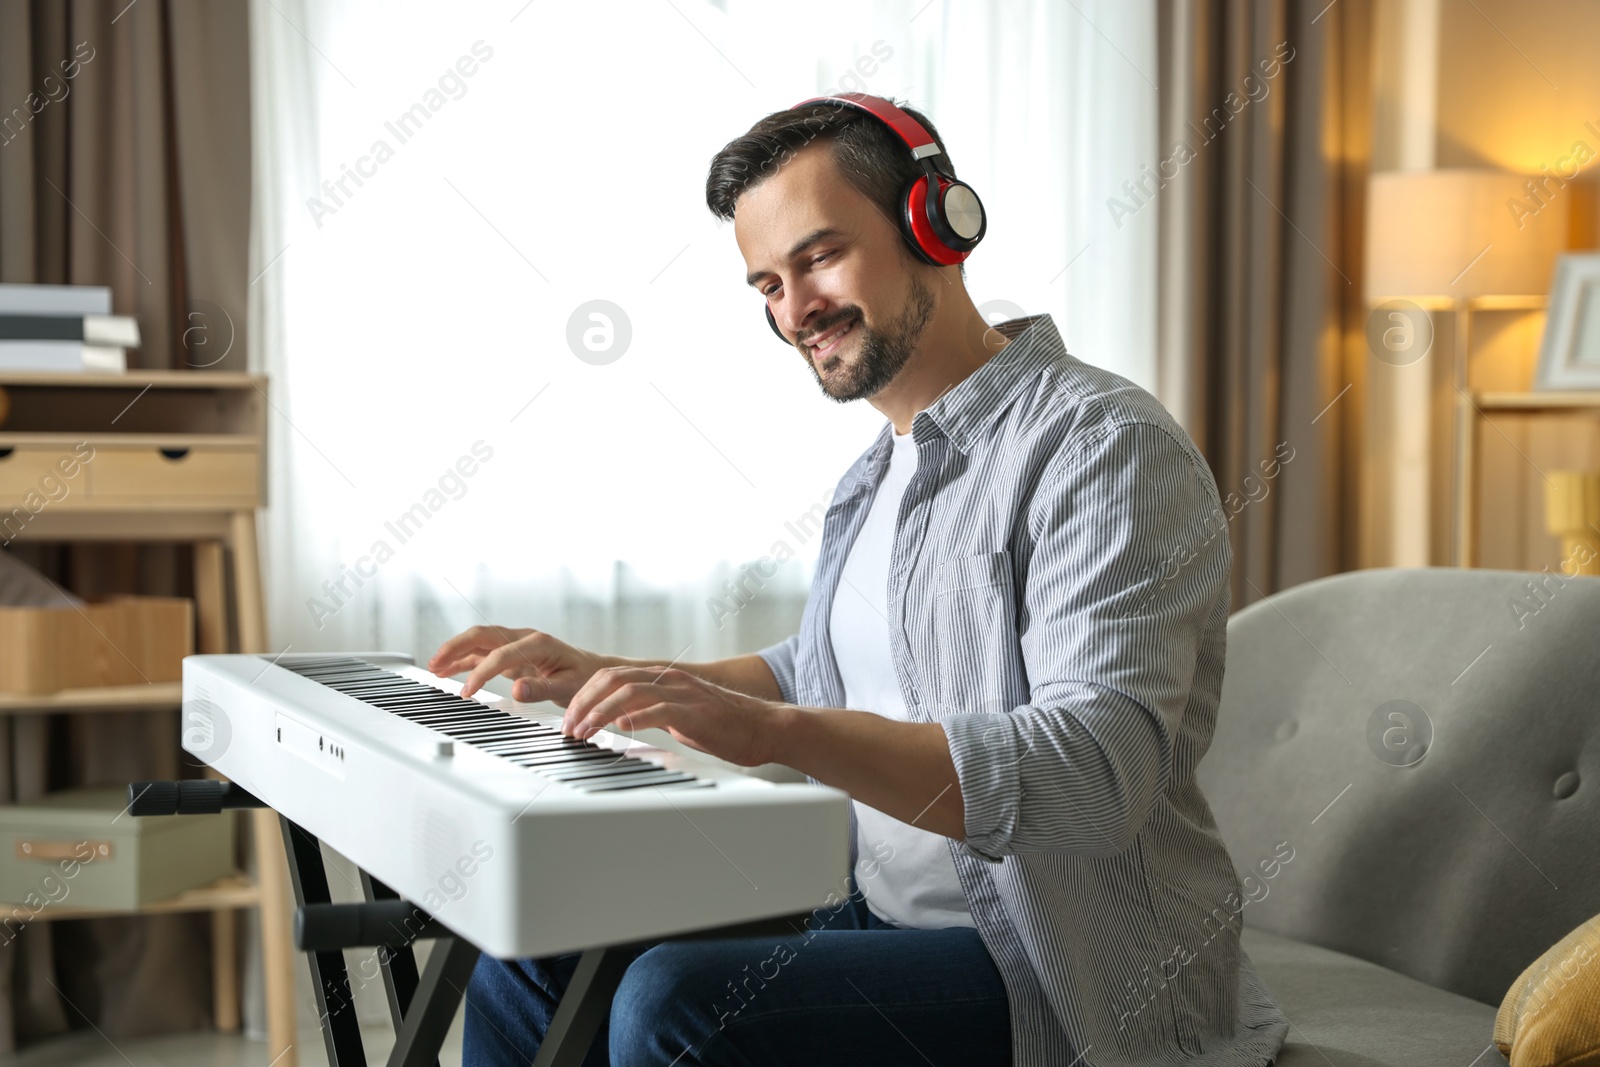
[809,320,856,359]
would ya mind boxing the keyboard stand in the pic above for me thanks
[277,815,814,1067]
[126,780,815,1066]
[280,815,479,1067]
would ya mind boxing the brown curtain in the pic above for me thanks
[0,0,249,1052]
[1156,0,1374,609]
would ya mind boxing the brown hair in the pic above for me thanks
[705,98,966,280]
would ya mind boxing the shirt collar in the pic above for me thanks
[915,312,1064,455]
[833,313,1066,505]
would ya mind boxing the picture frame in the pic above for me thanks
[1534,253,1600,390]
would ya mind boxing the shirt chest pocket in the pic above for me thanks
[930,550,1026,716]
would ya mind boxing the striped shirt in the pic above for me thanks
[757,314,1289,1067]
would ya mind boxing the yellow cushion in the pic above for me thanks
[1496,913,1600,1067]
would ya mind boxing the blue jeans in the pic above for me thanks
[461,889,1011,1066]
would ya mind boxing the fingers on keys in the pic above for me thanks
[428,625,496,674]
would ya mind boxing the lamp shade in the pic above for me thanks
[1365,168,1568,301]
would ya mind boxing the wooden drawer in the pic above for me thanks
[0,446,91,499]
[88,444,259,503]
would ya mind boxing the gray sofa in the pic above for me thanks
[1196,567,1600,1066]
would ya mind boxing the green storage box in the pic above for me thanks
[0,786,235,911]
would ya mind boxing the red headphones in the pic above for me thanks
[762,93,986,345]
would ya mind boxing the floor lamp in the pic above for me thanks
[1364,168,1568,566]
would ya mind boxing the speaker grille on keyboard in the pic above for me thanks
[279,657,712,793]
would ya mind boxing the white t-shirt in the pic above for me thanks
[828,425,976,930]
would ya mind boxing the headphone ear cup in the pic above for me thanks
[900,172,982,265]
[897,174,949,266]
[932,179,986,249]
[765,304,792,345]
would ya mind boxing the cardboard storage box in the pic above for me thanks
[0,787,234,911]
[0,595,192,695]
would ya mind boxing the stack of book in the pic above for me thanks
[0,284,139,372]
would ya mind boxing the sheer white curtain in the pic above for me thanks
[248,0,1157,667]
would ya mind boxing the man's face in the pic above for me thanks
[735,142,937,402]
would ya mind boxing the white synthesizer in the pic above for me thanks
[182,653,851,959]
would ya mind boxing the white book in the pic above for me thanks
[0,284,113,316]
[0,341,126,372]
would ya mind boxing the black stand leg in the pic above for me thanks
[360,871,428,1053]
[532,947,635,1067]
[529,913,812,1066]
[283,827,478,1067]
[387,936,480,1067]
[280,817,368,1067]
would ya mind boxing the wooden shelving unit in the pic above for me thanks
[1473,390,1600,410]
[1457,389,1600,566]
[22,873,261,922]
[1364,294,1562,569]
[0,681,183,714]
[0,371,298,1065]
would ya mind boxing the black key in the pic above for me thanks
[432,713,521,727]
[488,740,597,757]
[576,772,701,792]
[311,676,404,687]
[511,750,633,767]
[403,709,508,723]
[441,726,540,742]
[393,700,491,714]
[596,777,716,792]
[512,748,635,766]
[356,690,459,702]
[387,701,485,714]
[512,754,632,771]
[400,707,504,722]
[481,743,586,758]
[367,693,472,708]
[480,731,585,746]
[333,678,436,689]
[393,709,492,722]
[454,727,549,744]
[475,730,566,746]
[544,760,665,781]
[446,726,543,742]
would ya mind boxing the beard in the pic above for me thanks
[805,270,937,402]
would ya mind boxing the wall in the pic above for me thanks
[1440,0,1600,573]
[1436,0,1599,249]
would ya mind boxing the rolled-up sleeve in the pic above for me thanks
[942,418,1232,862]
[756,632,802,706]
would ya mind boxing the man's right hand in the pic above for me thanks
[427,626,610,706]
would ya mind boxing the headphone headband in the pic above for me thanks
[792,92,946,162]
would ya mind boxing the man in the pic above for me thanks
[438,95,1289,1066]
